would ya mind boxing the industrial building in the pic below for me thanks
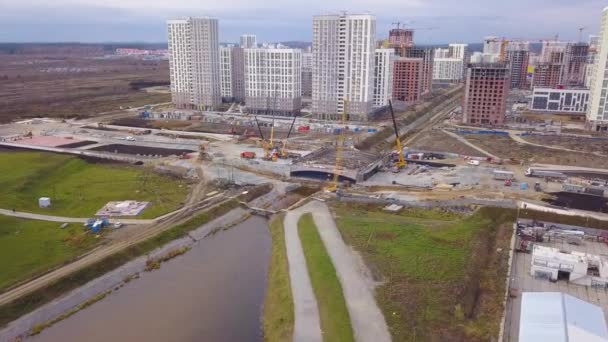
[462,63,510,125]
[530,87,589,114]
[244,48,302,116]
[530,244,608,287]
[588,7,608,130]
[373,49,394,108]
[167,17,221,110]
[312,13,376,121]
[519,292,608,342]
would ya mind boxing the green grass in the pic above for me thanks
[0,183,273,328]
[263,215,294,342]
[332,204,516,342]
[0,215,98,291]
[0,151,188,218]
[298,214,354,342]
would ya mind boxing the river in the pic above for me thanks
[30,216,271,342]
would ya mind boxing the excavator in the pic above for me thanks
[388,100,406,170]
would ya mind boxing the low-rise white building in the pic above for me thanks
[373,48,394,108]
[530,87,589,114]
[244,48,302,116]
[531,244,608,287]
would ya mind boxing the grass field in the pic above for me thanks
[332,204,515,342]
[263,215,294,342]
[298,214,354,342]
[0,215,98,291]
[0,151,189,218]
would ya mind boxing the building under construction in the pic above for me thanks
[462,63,510,125]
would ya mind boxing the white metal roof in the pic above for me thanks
[519,292,608,342]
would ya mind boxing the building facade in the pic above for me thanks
[433,58,464,81]
[530,87,589,114]
[505,48,530,89]
[240,34,257,48]
[405,48,433,96]
[564,43,589,87]
[392,57,423,103]
[219,46,233,100]
[588,7,608,129]
[244,48,302,116]
[373,48,394,108]
[301,52,313,98]
[462,63,510,125]
[167,17,221,110]
[388,28,414,56]
[312,14,376,121]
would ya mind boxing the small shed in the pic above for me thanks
[39,197,51,208]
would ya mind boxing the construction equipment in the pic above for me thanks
[326,101,348,192]
[388,100,406,169]
[240,151,256,159]
[280,114,298,159]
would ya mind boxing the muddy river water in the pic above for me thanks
[30,216,271,342]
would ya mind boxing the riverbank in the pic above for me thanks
[0,184,273,340]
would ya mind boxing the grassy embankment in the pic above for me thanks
[263,215,294,342]
[298,213,354,342]
[0,151,188,219]
[0,216,97,290]
[332,204,515,342]
[0,184,272,327]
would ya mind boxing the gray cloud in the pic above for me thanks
[0,0,604,43]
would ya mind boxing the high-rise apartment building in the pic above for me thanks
[244,48,302,116]
[240,34,257,48]
[563,43,589,87]
[167,17,221,110]
[586,35,600,88]
[312,13,376,121]
[392,58,423,103]
[505,42,530,89]
[219,46,234,100]
[433,43,467,82]
[462,63,510,125]
[587,7,608,129]
[301,52,313,98]
[405,48,434,96]
[373,49,394,108]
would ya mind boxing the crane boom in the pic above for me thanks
[281,114,298,157]
[388,100,406,169]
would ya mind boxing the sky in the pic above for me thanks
[0,0,605,44]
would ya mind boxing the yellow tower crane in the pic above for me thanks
[326,101,348,192]
[388,100,406,169]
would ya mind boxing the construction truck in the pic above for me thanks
[240,151,256,159]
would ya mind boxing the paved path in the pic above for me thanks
[285,201,391,342]
[284,205,323,342]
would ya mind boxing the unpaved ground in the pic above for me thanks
[462,134,608,168]
[409,129,487,156]
[0,54,169,122]
[523,135,608,155]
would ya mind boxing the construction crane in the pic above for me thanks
[326,101,347,192]
[280,114,298,158]
[388,100,406,169]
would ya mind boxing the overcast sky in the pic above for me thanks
[0,0,605,43]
